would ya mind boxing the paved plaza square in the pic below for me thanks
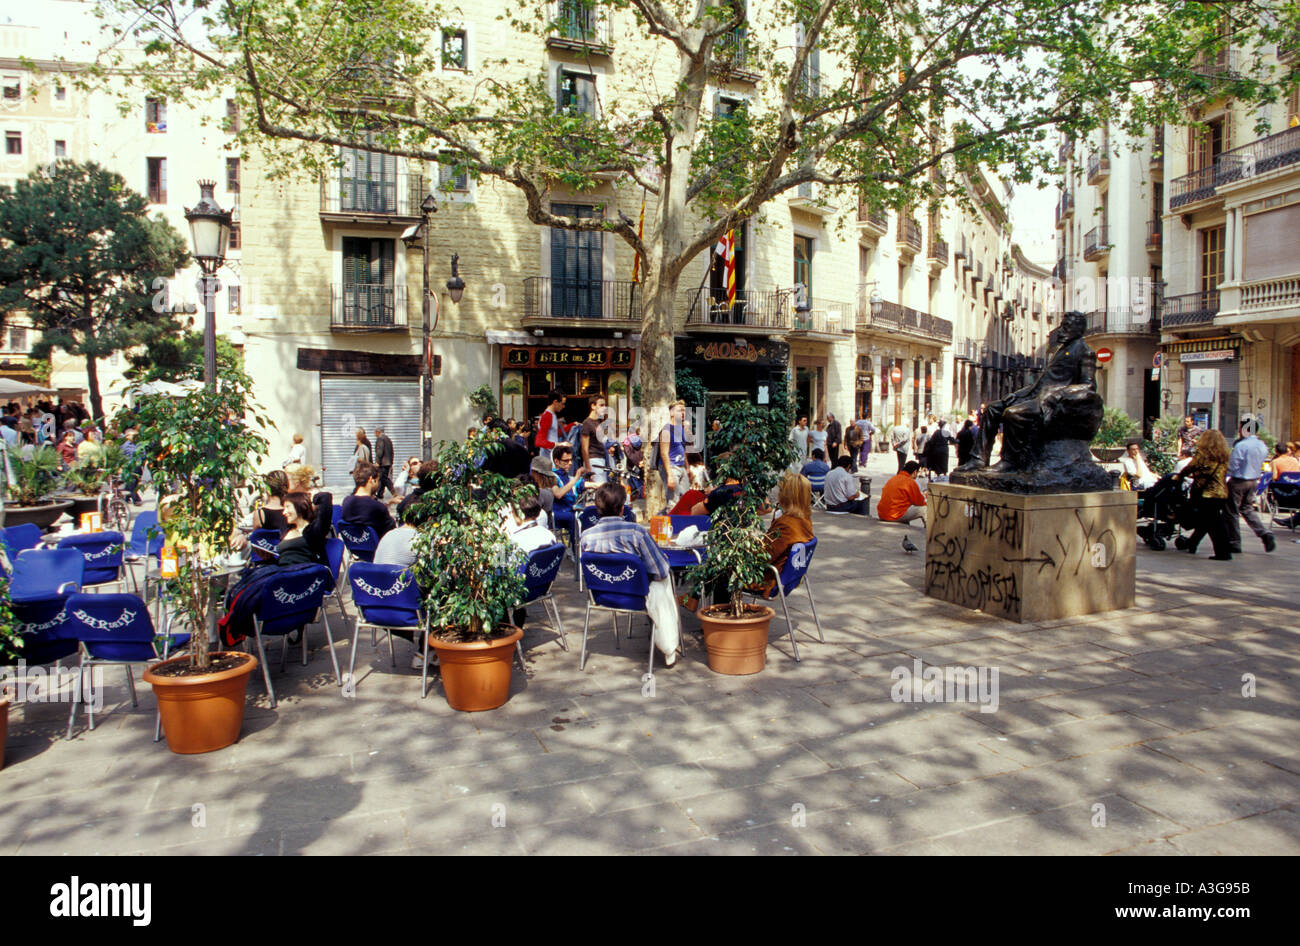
[3,453,1297,856]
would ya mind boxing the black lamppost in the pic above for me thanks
[407,195,467,459]
[183,181,232,390]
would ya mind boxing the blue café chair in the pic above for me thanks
[323,537,350,623]
[743,536,825,662]
[337,523,380,565]
[346,563,431,698]
[574,505,637,588]
[249,565,339,709]
[123,511,165,595]
[805,470,829,510]
[8,549,86,667]
[1,522,42,572]
[55,592,190,742]
[56,531,127,593]
[578,550,661,676]
[516,543,568,655]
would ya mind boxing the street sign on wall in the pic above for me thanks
[1095,348,1113,364]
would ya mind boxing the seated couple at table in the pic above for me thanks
[578,482,681,667]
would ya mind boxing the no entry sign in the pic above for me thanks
[1096,347,1113,364]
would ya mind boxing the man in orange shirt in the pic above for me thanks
[877,461,927,524]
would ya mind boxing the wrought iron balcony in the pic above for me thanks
[897,218,923,254]
[1086,151,1110,184]
[1084,308,1159,337]
[524,276,642,324]
[1083,225,1110,262]
[1169,164,1218,209]
[1160,290,1219,328]
[711,26,760,81]
[1215,124,1300,186]
[860,299,952,343]
[320,172,425,220]
[927,237,949,267]
[683,287,792,332]
[331,284,410,332]
[856,199,888,237]
[546,2,612,54]
[1192,47,1242,79]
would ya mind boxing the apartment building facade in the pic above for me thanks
[1056,120,1164,429]
[1160,40,1300,442]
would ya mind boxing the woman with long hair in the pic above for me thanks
[349,427,372,474]
[758,472,815,595]
[1175,428,1233,560]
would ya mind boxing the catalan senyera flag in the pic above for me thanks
[632,193,646,284]
[714,228,736,309]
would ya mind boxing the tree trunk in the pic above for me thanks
[639,265,679,517]
[85,354,103,423]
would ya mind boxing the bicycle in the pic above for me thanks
[98,475,131,534]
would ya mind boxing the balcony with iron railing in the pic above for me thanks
[710,26,761,82]
[1146,218,1162,255]
[789,298,855,337]
[1055,191,1074,228]
[927,236,949,268]
[683,286,792,333]
[856,198,888,238]
[952,338,981,362]
[331,284,410,332]
[1084,307,1160,337]
[1082,225,1110,262]
[1170,124,1300,210]
[523,276,643,327]
[546,1,613,54]
[858,296,953,343]
[320,172,425,221]
[1192,47,1242,80]
[897,217,923,254]
[1160,290,1219,328]
[1058,140,1071,165]
[1086,150,1110,184]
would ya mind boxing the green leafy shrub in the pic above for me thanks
[1091,406,1140,447]
[11,446,62,506]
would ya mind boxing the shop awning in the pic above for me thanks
[486,331,641,347]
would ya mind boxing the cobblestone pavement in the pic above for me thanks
[3,450,1298,855]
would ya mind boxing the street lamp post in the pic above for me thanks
[183,181,232,390]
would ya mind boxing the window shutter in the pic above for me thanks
[342,238,365,288]
[159,158,167,203]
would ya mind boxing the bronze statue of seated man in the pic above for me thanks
[951,310,1111,493]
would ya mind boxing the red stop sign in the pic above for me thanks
[890,366,903,384]
[1096,348,1113,364]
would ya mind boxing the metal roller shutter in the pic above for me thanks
[319,377,421,487]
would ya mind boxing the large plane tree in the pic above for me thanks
[95,0,1295,507]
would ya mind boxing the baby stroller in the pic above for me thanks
[1134,474,1193,551]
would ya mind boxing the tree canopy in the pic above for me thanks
[93,0,1298,505]
[0,161,191,419]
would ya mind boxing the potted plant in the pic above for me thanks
[5,446,74,530]
[56,452,118,521]
[685,389,798,675]
[410,430,527,711]
[133,362,271,753]
[1090,406,1140,463]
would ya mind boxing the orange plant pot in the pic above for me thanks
[430,626,523,712]
[698,606,775,675]
[143,652,259,754]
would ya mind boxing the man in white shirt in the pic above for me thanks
[824,456,870,514]
[1119,441,1158,491]
[509,494,560,555]
[789,415,811,461]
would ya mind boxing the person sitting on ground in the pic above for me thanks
[232,470,291,550]
[578,482,680,667]
[824,455,870,515]
[800,448,831,483]
[877,460,927,524]
[1120,440,1159,490]
[341,461,396,539]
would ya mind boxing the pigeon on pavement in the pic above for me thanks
[902,535,918,554]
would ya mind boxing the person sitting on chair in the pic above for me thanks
[800,448,831,482]
[578,482,680,667]
[1120,441,1159,490]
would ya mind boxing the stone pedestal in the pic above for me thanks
[924,483,1138,623]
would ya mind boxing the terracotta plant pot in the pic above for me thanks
[0,695,8,770]
[698,605,775,675]
[430,626,523,712]
[143,652,259,754]
[3,499,74,531]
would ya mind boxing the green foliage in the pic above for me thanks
[675,366,707,408]
[125,330,244,383]
[1092,406,1140,447]
[606,377,627,397]
[122,361,271,669]
[24,356,51,385]
[502,376,524,397]
[0,573,22,663]
[687,381,798,616]
[61,458,111,496]
[409,430,527,641]
[1142,440,1176,477]
[631,383,642,407]
[467,384,499,418]
[11,446,62,506]
[0,161,190,419]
